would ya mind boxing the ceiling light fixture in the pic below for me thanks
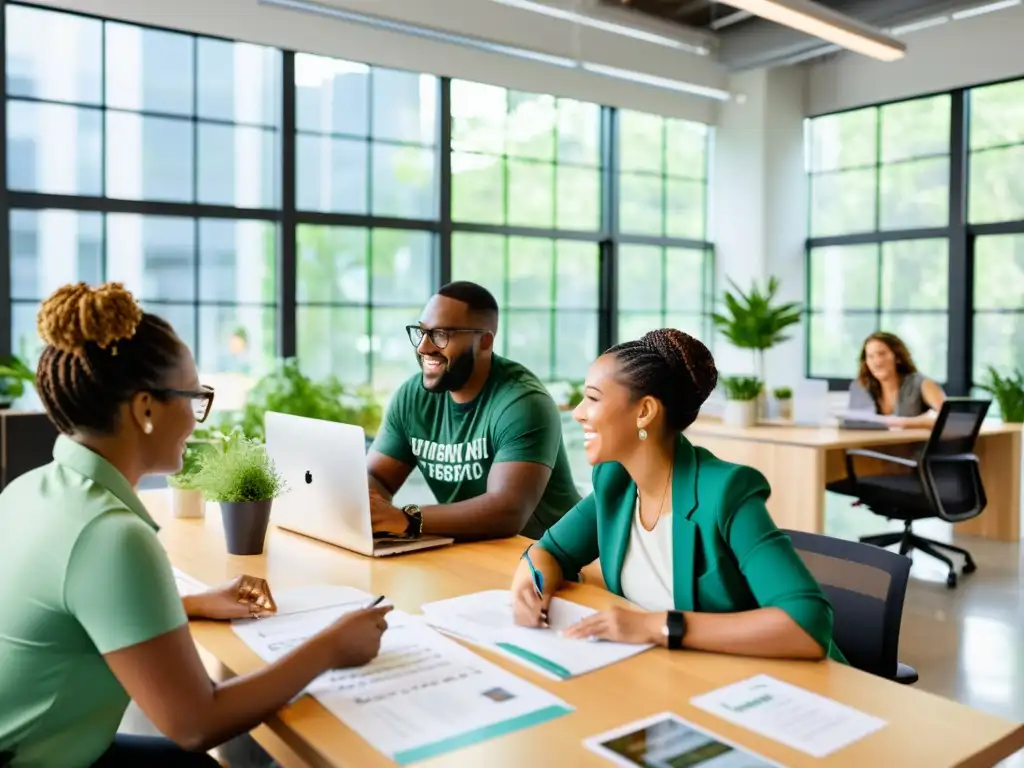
[889,15,949,35]
[952,0,1021,20]
[581,63,731,100]
[712,0,906,61]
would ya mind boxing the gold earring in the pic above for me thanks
[638,427,648,441]
[143,422,153,435]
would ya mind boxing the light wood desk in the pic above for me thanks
[683,420,1023,542]
[144,491,1024,768]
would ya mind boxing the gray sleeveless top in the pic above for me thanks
[848,372,929,416]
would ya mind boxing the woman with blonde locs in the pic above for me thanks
[0,282,391,767]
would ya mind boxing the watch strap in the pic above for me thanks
[665,610,686,650]
[402,504,423,537]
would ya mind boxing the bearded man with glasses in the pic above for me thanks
[366,281,581,542]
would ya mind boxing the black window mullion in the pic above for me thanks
[438,77,452,287]
[191,33,201,364]
[599,105,618,352]
[947,88,972,396]
[0,3,9,359]
[279,51,297,359]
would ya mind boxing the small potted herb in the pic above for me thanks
[192,431,287,555]
[773,386,794,420]
[977,366,1024,423]
[167,440,214,519]
[721,375,763,428]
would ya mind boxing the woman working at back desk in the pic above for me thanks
[848,332,946,429]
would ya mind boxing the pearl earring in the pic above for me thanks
[143,422,153,435]
[638,427,648,441]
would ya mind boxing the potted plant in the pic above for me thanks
[192,431,287,555]
[773,386,794,420]
[0,356,35,409]
[977,366,1024,423]
[711,277,801,418]
[167,440,214,519]
[721,376,762,428]
[562,381,584,412]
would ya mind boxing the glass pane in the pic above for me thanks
[105,23,193,116]
[371,229,435,306]
[555,241,598,309]
[7,101,102,195]
[507,238,553,308]
[618,245,664,312]
[808,107,876,172]
[808,313,878,378]
[451,152,504,225]
[619,173,663,236]
[973,312,1024,385]
[296,135,368,214]
[879,157,948,230]
[880,95,950,163]
[665,313,707,342]
[618,312,664,344]
[371,68,437,145]
[506,310,551,380]
[107,214,196,302]
[451,233,505,303]
[968,145,1024,224]
[809,244,878,310]
[507,160,554,228]
[198,124,278,208]
[10,209,103,300]
[198,220,276,303]
[145,303,196,360]
[665,119,707,179]
[371,307,422,392]
[295,54,369,135]
[11,301,45,364]
[557,99,599,166]
[297,306,369,386]
[880,312,948,383]
[197,305,276,377]
[106,112,193,202]
[296,225,368,304]
[666,178,704,239]
[810,168,876,237]
[6,5,102,104]
[664,248,706,313]
[370,144,437,219]
[970,80,1024,151]
[554,311,598,380]
[507,91,555,161]
[881,240,948,311]
[556,166,599,231]
[450,80,505,155]
[974,235,1024,311]
[198,39,281,126]
[619,110,663,173]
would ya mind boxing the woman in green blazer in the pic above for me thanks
[512,329,845,662]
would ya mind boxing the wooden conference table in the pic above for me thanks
[683,420,1023,542]
[144,492,1024,768]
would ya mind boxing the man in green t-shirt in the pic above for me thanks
[368,281,582,541]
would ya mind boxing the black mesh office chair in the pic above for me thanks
[784,529,917,684]
[826,398,990,588]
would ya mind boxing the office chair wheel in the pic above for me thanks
[946,572,958,588]
[963,560,977,575]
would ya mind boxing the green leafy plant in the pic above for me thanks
[0,355,35,404]
[711,277,802,384]
[191,430,288,503]
[721,375,763,402]
[977,366,1024,423]
[773,386,793,400]
[566,380,585,409]
[167,440,216,490]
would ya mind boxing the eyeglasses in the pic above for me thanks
[406,325,486,350]
[151,385,215,423]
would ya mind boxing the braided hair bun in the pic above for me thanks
[641,328,718,404]
[37,282,143,354]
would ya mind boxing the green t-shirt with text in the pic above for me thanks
[372,355,581,539]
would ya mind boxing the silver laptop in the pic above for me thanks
[264,412,453,557]
[790,379,832,427]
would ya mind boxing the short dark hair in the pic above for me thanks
[607,328,718,433]
[35,282,184,435]
[436,281,499,330]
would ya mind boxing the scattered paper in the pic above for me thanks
[420,590,652,680]
[173,567,208,597]
[690,675,886,758]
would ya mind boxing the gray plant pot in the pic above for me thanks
[221,499,273,556]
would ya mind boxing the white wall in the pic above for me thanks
[40,0,729,123]
[807,3,1024,115]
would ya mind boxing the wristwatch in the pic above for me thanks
[401,504,423,537]
[663,610,686,650]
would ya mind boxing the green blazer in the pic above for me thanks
[537,436,846,662]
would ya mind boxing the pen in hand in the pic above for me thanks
[367,595,386,608]
[524,551,549,625]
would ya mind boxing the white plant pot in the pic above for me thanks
[170,487,206,519]
[777,398,793,420]
[723,399,757,428]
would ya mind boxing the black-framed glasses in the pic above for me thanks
[406,325,486,350]
[151,385,215,423]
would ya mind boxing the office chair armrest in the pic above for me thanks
[926,453,979,463]
[845,448,918,468]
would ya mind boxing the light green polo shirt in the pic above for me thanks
[0,436,187,767]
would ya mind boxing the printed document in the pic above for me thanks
[232,587,572,765]
[420,590,652,680]
[172,567,207,597]
[690,674,886,758]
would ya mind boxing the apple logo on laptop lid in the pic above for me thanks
[305,470,313,484]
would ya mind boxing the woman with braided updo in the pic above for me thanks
[0,283,391,767]
[511,329,845,661]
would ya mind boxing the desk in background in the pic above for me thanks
[682,420,1022,543]
[144,491,1024,768]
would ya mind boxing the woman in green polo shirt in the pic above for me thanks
[0,283,393,767]
[510,328,845,662]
